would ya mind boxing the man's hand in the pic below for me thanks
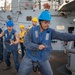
[10,39,15,45]
[39,44,45,50]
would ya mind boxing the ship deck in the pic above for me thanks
[0,50,71,75]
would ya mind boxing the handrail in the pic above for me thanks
[0,0,60,11]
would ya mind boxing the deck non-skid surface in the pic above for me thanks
[0,51,71,75]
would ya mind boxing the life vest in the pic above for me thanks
[19,30,26,43]
[26,26,52,62]
[4,29,18,52]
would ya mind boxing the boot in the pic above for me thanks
[3,65,12,71]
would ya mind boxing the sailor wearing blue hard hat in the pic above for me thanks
[18,9,75,75]
[0,20,19,72]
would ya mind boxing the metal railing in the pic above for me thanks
[0,0,75,11]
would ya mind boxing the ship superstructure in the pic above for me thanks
[0,0,75,75]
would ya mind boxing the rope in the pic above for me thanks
[32,61,42,75]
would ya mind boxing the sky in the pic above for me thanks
[0,0,11,7]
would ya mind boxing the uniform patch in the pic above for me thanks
[11,35,14,39]
[46,33,49,40]
[35,31,38,38]
[5,34,7,38]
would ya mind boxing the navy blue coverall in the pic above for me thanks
[4,29,19,71]
[19,25,75,75]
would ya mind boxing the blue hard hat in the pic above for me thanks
[6,20,14,26]
[38,10,52,21]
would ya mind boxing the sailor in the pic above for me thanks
[0,20,20,71]
[28,17,38,29]
[19,24,26,58]
[0,28,3,63]
[18,10,75,75]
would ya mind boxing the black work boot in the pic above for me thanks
[3,65,12,71]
